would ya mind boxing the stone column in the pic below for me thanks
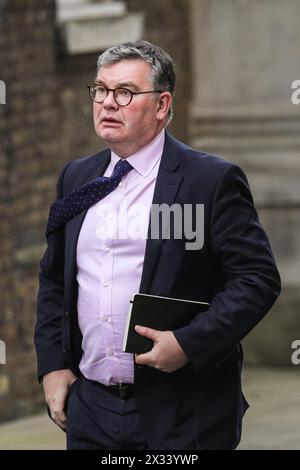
[189,0,300,365]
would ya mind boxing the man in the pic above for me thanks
[35,40,281,450]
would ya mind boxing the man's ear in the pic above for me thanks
[156,92,173,121]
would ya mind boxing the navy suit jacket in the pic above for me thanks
[35,132,281,449]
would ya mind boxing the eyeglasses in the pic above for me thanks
[87,84,162,107]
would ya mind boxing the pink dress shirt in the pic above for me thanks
[76,129,165,385]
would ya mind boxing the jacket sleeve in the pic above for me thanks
[173,163,281,377]
[34,162,72,381]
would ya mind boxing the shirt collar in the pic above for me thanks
[110,129,165,178]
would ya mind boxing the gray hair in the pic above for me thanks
[97,40,176,124]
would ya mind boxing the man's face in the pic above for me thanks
[93,59,169,154]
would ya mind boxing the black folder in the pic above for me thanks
[122,293,209,354]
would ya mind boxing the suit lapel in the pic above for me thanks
[139,133,183,293]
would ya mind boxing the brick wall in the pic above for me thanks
[0,0,59,420]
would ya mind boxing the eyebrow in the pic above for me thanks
[94,79,140,91]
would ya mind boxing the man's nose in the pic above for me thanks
[103,90,118,109]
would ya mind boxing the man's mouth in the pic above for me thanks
[101,117,122,124]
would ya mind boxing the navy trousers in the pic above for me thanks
[66,377,149,450]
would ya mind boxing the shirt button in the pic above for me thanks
[104,247,110,253]
[119,182,123,187]
[107,350,114,357]
[102,315,108,322]
[103,282,109,287]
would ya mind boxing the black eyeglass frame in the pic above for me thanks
[87,84,163,106]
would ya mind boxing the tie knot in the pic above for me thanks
[111,158,133,178]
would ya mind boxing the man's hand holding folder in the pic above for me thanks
[134,325,190,373]
[122,293,209,373]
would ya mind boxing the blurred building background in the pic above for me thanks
[0,0,300,447]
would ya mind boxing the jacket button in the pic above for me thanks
[65,311,69,317]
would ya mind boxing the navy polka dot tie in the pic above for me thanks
[46,158,133,236]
